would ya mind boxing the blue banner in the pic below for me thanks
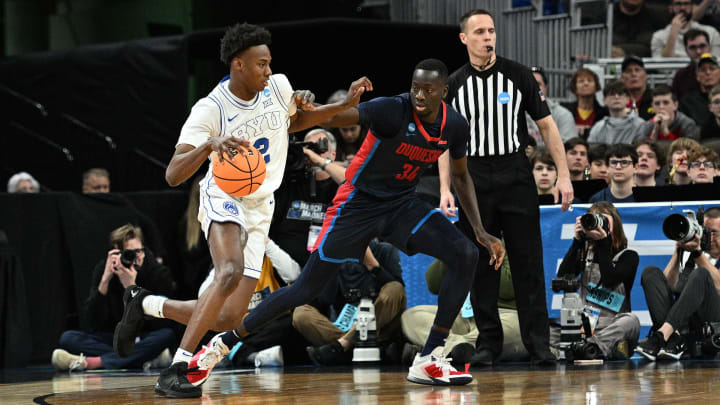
[401,201,720,338]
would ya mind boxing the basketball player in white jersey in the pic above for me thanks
[111,22,372,398]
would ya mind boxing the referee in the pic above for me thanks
[443,9,573,366]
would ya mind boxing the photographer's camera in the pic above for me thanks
[663,208,712,251]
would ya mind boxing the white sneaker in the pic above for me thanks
[51,349,87,372]
[407,346,472,386]
[186,334,230,386]
[254,345,284,368]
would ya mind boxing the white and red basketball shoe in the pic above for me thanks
[407,346,473,386]
[186,333,230,386]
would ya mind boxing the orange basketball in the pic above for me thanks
[212,145,266,197]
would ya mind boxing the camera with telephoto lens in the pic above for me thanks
[663,207,712,252]
[285,136,329,174]
[551,276,597,361]
[580,213,610,234]
[120,249,138,268]
[344,288,380,363]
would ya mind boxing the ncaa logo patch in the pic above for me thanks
[408,123,416,132]
[224,201,239,216]
[263,88,271,97]
[498,92,511,104]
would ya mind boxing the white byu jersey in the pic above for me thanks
[177,74,297,199]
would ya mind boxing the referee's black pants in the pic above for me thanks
[457,152,551,360]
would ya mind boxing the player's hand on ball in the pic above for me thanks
[344,77,373,107]
[293,90,316,111]
[209,137,250,163]
[476,233,505,271]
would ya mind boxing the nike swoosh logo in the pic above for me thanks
[131,290,139,298]
[228,114,239,122]
[438,140,447,145]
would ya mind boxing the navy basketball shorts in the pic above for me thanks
[312,182,444,263]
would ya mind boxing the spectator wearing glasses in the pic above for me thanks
[588,81,647,145]
[51,224,178,371]
[634,140,664,187]
[589,144,638,203]
[701,84,720,140]
[680,53,720,128]
[687,145,719,183]
[526,67,577,144]
[651,0,720,57]
[645,85,699,142]
[562,68,609,139]
[672,29,710,99]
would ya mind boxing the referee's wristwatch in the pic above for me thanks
[321,158,333,170]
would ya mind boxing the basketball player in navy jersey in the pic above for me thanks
[187,58,505,387]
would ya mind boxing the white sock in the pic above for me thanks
[172,348,193,365]
[141,295,167,318]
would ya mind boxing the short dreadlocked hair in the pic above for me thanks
[220,23,272,66]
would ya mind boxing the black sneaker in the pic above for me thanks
[113,285,151,357]
[657,332,686,361]
[155,362,202,398]
[449,343,475,370]
[636,332,665,361]
[306,341,352,366]
[470,348,494,367]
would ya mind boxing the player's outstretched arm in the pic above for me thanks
[448,155,505,270]
[165,137,249,186]
[288,77,372,133]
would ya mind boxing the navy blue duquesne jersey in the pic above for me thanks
[345,93,469,198]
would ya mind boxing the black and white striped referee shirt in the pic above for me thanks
[447,57,550,157]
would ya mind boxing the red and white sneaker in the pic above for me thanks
[186,334,230,386]
[406,346,473,386]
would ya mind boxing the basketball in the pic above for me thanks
[212,145,266,197]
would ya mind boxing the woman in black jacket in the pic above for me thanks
[554,201,640,359]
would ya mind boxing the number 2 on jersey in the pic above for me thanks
[253,138,271,163]
[396,164,419,181]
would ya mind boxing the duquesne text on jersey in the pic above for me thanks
[395,142,444,163]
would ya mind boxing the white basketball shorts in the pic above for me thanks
[197,175,274,280]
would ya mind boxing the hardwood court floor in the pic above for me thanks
[2,360,720,404]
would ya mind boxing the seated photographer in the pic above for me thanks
[270,128,342,266]
[636,207,720,361]
[293,239,406,366]
[52,224,177,371]
[554,202,640,360]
